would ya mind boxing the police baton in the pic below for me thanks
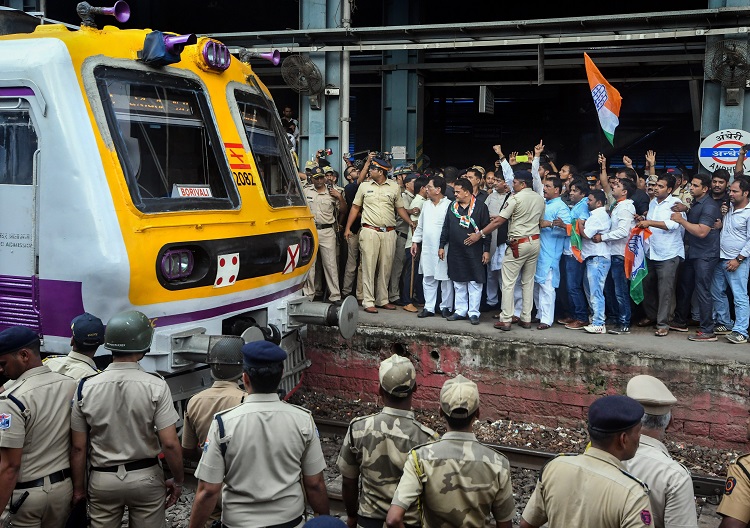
[0,490,29,527]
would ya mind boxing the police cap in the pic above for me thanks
[379,354,416,398]
[626,375,677,416]
[588,394,644,433]
[242,340,287,369]
[371,158,392,171]
[440,374,479,419]
[513,171,533,187]
[304,160,317,170]
[71,312,105,346]
[303,516,347,527]
[0,326,39,356]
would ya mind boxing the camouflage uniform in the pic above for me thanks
[337,407,437,527]
[391,431,514,527]
[391,375,515,528]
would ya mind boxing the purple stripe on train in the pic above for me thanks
[0,274,302,337]
[0,87,35,97]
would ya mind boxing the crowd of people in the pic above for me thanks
[303,141,750,343]
[5,314,750,528]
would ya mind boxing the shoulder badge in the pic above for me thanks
[0,413,10,430]
[620,467,650,494]
[726,476,737,495]
[640,509,652,526]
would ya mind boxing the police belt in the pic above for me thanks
[357,516,420,528]
[316,223,334,230]
[91,457,159,473]
[222,515,302,528]
[16,468,71,489]
[362,224,395,232]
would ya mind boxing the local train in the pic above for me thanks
[0,2,356,398]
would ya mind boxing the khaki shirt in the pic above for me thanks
[395,190,414,234]
[70,362,179,467]
[392,431,515,528]
[0,366,76,481]
[337,407,438,524]
[498,187,545,238]
[304,185,338,226]
[182,380,245,451]
[717,453,750,523]
[195,393,326,528]
[672,185,692,208]
[353,179,402,228]
[522,447,653,528]
[44,351,99,380]
[623,435,697,528]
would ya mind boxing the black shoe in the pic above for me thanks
[608,325,631,335]
[441,308,452,318]
[470,315,480,325]
[417,309,434,318]
[446,313,467,321]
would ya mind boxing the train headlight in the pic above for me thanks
[161,249,194,281]
[300,232,313,259]
[198,39,231,72]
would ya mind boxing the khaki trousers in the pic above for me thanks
[4,477,72,528]
[388,232,407,301]
[500,239,540,322]
[89,465,166,528]
[303,227,341,301]
[359,227,397,308]
[342,232,362,299]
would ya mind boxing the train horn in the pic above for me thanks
[77,1,130,28]
[164,33,198,55]
[238,48,281,66]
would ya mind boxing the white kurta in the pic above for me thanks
[413,196,450,280]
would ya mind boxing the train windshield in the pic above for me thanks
[95,66,239,213]
[0,110,37,186]
[233,90,304,208]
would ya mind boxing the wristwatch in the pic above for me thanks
[738,255,746,263]
[480,231,486,239]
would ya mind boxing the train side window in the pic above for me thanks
[233,90,304,208]
[0,110,37,186]
[94,66,239,213]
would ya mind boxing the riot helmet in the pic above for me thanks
[103,310,154,353]
[207,336,244,381]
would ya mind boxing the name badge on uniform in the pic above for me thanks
[203,440,210,453]
[0,413,10,429]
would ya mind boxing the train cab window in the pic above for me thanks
[0,110,37,185]
[233,91,304,208]
[94,66,239,213]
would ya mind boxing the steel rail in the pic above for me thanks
[315,418,727,499]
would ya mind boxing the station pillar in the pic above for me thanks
[381,0,425,169]
[700,0,750,138]
[299,0,342,173]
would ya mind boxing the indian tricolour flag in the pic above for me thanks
[566,219,585,263]
[624,226,652,304]
[584,52,622,146]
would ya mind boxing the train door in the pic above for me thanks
[0,92,40,331]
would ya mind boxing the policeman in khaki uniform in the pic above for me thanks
[0,327,76,528]
[70,311,184,528]
[304,167,346,304]
[344,158,415,313]
[520,395,654,528]
[387,375,515,528]
[337,354,438,528]
[717,416,750,526]
[183,338,246,526]
[466,171,545,329]
[624,375,698,528]
[43,312,103,380]
[189,341,329,528]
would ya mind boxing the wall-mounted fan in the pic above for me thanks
[281,54,325,110]
[704,39,750,106]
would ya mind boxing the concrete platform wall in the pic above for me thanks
[304,324,750,450]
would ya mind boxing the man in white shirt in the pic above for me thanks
[636,174,686,336]
[599,178,637,335]
[484,177,511,310]
[711,177,750,344]
[412,176,454,318]
[580,190,611,334]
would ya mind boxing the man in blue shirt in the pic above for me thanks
[535,177,571,329]
[554,180,591,330]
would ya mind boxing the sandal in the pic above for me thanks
[654,328,669,337]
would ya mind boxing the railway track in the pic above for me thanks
[315,417,727,499]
